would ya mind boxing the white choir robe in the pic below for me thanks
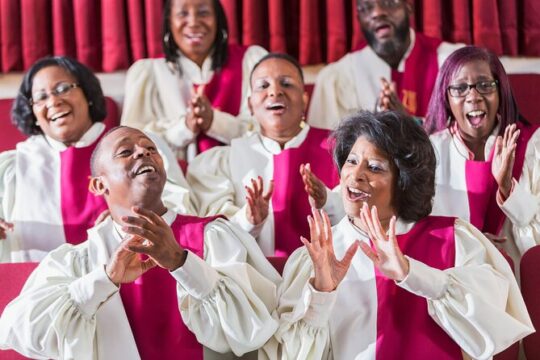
[186,125,345,256]
[308,29,463,129]
[121,45,267,161]
[430,126,540,262]
[0,122,195,263]
[0,210,281,360]
[260,217,534,360]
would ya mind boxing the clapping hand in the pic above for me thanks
[377,77,407,115]
[106,235,156,286]
[0,218,14,240]
[245,176,274,226]
[121,207,187,271]
[300,163,327,209]
[492,123,520,199]
[358,203,409,281]
[186,85,213,134]
[301,207,359,292]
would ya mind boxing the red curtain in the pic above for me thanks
[0,0,538,73]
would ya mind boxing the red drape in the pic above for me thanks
[0,0,537,72]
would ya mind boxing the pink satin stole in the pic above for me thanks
[465,122,538,234]
[195,44,247,153]
[272,127,340,257]
[375,216,462,359]
[119,214,220,360]
[391,33,442,117]
[59,133,108,245]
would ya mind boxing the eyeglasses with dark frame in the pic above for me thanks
[447,80,498,98]
[357,0,403,14]
[29,82,80,108]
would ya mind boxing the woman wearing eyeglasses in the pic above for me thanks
[425,46,540,263]
[0,56,193,263]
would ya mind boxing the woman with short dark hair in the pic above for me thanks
[265,110,533,359]
[121,0,267,161]
[426,46,540,262]
[0,56,193,263]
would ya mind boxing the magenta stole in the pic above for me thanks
[375,216,461,359]
[195,44,247,153]
[59,131,108,245]
[465,122,538,234]
[390,33,442,117]
[119,215,220,360]
[272,127,340,257]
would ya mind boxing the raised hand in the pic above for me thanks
[245,176,274,226]
[300,163,327,209]
[301,207,359,292]
[190,85,214,132]
[0,218,14,240]
[377,77,407,115]
[121,207,187,271]
[106,235,157,286]
[358,203,409,281]
[492,123,520,199]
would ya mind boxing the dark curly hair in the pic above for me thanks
[162,0,229,74]
[11,56,107,136]
[332,110,436,222]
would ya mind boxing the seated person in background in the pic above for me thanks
[0,56,194,263]
[121,0,267,161]
[425,46,540,264]
[263,111,533,360]
[308,0,462,128]
[0,126,281,360]
[187,53,343,257]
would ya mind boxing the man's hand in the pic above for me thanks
[106,235,156,286]
[377,77,408,115]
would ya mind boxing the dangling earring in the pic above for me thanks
[446,115,452,127]
[88,101,93,107]
[221,29,228,42]
[299,114,306,129]
[164,31,171,45]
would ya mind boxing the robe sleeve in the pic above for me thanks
[205,45,267,143]
[0,150,16,263]
[398,218,534,359]
[261,248,335,360]
[307,56,360,130]
[0,244,118,360]
[170,218,281,356]
[497,128,540,255]
[121,59,196,154]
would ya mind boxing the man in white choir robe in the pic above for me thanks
[261,111,533,360]
[308,0,462,129]
[0,126,281,360]
[187,53,344,257]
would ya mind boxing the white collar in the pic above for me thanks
[45,122,105,151]
[344,214,416,241]
[258,124,311,155]
[450,122,500,160]
[178,51,214,84]
[396,28,416,72]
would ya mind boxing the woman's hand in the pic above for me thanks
[245,176,274,226]
[492,123,520,199]
[190,85,214,133]
[358,203,409,281]
[0,218,14,240]
[300,163,327,209]
[121,207,187,271]
[302,207,359,292]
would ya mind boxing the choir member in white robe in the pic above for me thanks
[308,0,462,129]
[262,111,533,360]
[187,53,343,257]
[121,0,267,161]
[0,57,194,263]
[424,46,540,264]
[0,126,281,360]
